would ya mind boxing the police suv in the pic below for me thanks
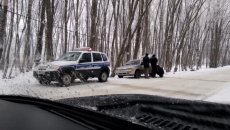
[33,47,110,86]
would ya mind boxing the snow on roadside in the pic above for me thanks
[205,82,230,104]
[0,66,229,103]
[165,66,230,82]
[166,66,230,77]
[0,71,102,100]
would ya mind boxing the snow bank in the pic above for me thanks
[205,82,230,104]
[0,71,90,100]
[0,66,229,104]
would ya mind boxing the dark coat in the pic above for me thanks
[150,57,158,66]
[143,56,150,68]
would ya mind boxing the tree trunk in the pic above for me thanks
[22,0,33,72]
[74,0,79,48]
[3,0,14,78]
[64,0,68,53]
[35,0,45,66]
[142,0,150,55]
[89,0,98,50]
[133,0,144,59]
[45,0,54,61]
[0,0,8,69]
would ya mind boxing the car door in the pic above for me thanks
[77,52,93,77]
[101,53,110,66]
[92,53,103,77]
[137,60,145,74]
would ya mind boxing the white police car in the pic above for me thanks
[33,47,110,86]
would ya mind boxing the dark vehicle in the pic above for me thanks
[59,94,230,130]
[1,95,230,130]
[33,47,110,86]
[115,59,164,78]
[0,95,148,130]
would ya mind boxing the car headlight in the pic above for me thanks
[48,65,59,70]
[33,66,39,71]
[33,64,47,71]
[127,68,133,72]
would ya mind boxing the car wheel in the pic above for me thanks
[134,70,141,79]
[98,71,108,82]
[118,75,123,78]
[60,74,72,86]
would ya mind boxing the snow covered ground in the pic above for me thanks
[0,66,230,104]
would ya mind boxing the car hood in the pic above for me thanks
[0,95,149,130]
[34,61,78,71]
[57,94,230,130]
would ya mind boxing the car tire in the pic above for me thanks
[134,70,141,79]
[118,75,123,78]
[98,71,108,82]
[60,74,72,86]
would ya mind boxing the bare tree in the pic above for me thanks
[63,0,68,53]
[142,0,150,55]
[89,0,98,50]
[133,0,144,59]
[2,0,14,78]
[44,0,54,61]
[35,0,45,66]
[174,0,205,72]
[22,0,33,72]
[0,0,8,69]
[161,0,182,72]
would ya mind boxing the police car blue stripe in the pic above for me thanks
[79,63,109,69]
[59,62,110,70]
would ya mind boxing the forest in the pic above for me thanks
[0,0,230,78]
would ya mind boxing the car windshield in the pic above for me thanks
[1,0,230,128]
[57,52,81,61]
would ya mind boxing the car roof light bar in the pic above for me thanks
[74,47,92,51]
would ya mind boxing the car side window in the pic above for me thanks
[101,54,108,61]
[79,53,91,63]
[93,53,102,62]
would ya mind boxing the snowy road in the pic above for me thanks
[0,66,230,104]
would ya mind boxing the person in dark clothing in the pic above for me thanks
[150,54,158,77]
[143,53,150,78]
